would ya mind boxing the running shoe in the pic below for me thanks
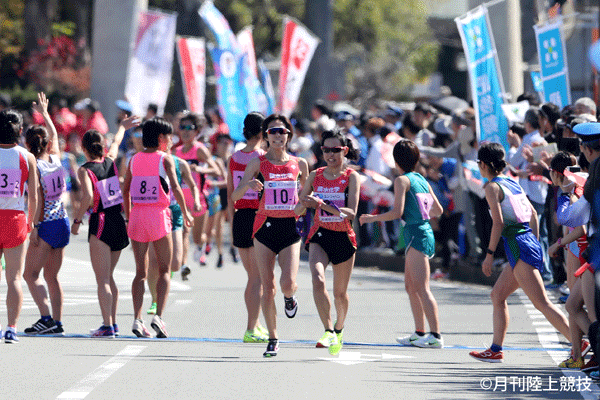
[181,265,191,281]
[256,325,269,337]
[571,339,591,358]
[230,246,239,263]
[469,348,504,363]
[90,325,115,338]
[559,283,570,296]
[24,318,58,335]
[329,330,343,356]
[431,269,449,280]
[263,339,279,357]
[243,328,269,343]
[396,332,421,346]
[113,324,119,337]
[316,331,337,348]
[559,295,569,304]
[591,370,600,380]
[216,254,223,268]
[151,315,168,338]
[284,295,298,318]
[205,243,212,255]
[132,319,152,338]
[4,330,18,344]
[559,356,584,368]
[199,254,207,266]
[48,325,64,336]
[582,355,598,372]
[413,333,444,348]
[147,302,157,315]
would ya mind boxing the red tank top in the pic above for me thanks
[310,167,354,232]
[129,151,170,209]
[230,148,265,209]
[257,155,300,218]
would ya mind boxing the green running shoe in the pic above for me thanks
[146,302,157,315]
[316,331,337,348]
[329,330,343,355]
[243,328,268,343]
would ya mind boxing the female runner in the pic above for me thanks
[360,139,444,348]
[469,142,570,362]
[123,117,193,338]
[23,93,69,336]
[175,113,220,277]
[295,129,360,355]
[72,116,138,337]
[232,114,309,357]
[227,112,268,343]
[0,109,39,343]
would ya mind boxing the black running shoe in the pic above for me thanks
[216,254,223,268]
[284,296,298,318]
[263,339,279,357]
[24,318,57,335]
[181,265,191,281]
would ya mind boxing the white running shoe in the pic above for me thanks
[396,332,421,346]
[132,319,152,338]
[413,333,443,349]
[151,315,168,338]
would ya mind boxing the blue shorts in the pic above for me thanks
[39,218,70,249]
[403,223,435,258]
[503,232,544,273]
[169,204,183,231]
[206,191,221,217]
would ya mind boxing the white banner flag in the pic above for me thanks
[177,36,206,114]
[125,10,178,116]
[277,17,319,117]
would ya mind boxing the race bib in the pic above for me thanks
[507,192,532,223]
[43,168,66,202]
[264,180,298,210]
[0,169,20,198]
[233,170,258,200]
[95,176,123,208]
[130,176,160,204]
[316,192,345,223]
[415,192,434,220]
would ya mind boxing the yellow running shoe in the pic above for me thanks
[243,328,269,343]
[558,356,584,368]
[316,331,337,348]
[329,330,343,355]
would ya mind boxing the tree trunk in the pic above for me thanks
[23,0,58,55]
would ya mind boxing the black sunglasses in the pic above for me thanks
[321,146,345,154]
[267,127,290,135]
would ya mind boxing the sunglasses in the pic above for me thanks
[321,146,346,154]
[180,125,196,131]
[267,127,290,135]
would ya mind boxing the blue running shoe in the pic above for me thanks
[4,330,18,344]
[90,325,115,338]
[113,324,119,336]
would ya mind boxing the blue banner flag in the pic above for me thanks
[199,1,238,51]
[530,71,544,98]
[456,7,509,151]
[208,45,247,142]
[258,60,275,115]
[534,19,571,108]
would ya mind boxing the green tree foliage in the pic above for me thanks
[0,0,25,56]
[334,0,439,99]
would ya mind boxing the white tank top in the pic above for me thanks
[0,146,30,211]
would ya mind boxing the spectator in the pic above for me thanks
[573,97,597,120]
[115,100,133,154]
[145,103,158,120]
[73,98,109,137]
[50,97,77,138]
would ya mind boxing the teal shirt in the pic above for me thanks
[170,156,183,210]
[402,172,431,226]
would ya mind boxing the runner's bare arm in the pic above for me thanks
[33,92,60,155]
[179,159,201,213]
[107,116,140,160]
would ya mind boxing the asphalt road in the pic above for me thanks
[0,222,598,400]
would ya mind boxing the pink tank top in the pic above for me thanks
[129,151,170,209]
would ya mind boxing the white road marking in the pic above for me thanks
[318,351,413,365]
[56,345,145,400]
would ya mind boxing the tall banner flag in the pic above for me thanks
[277,17,320,117]
[237,26,269,115]
[176,36,206,114]
[456,6,509,151]
[199,1,246,141]
[534,19,571,108]
[125,9,177,116]
[258,59,275,115]
[530,71,544,100]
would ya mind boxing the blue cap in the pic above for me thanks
[572,122,600,142]
[115,100,132,113]
[386,105,404,117]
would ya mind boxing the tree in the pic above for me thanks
[333,0,439,100]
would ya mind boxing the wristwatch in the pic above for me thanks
[486,248,495,255]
